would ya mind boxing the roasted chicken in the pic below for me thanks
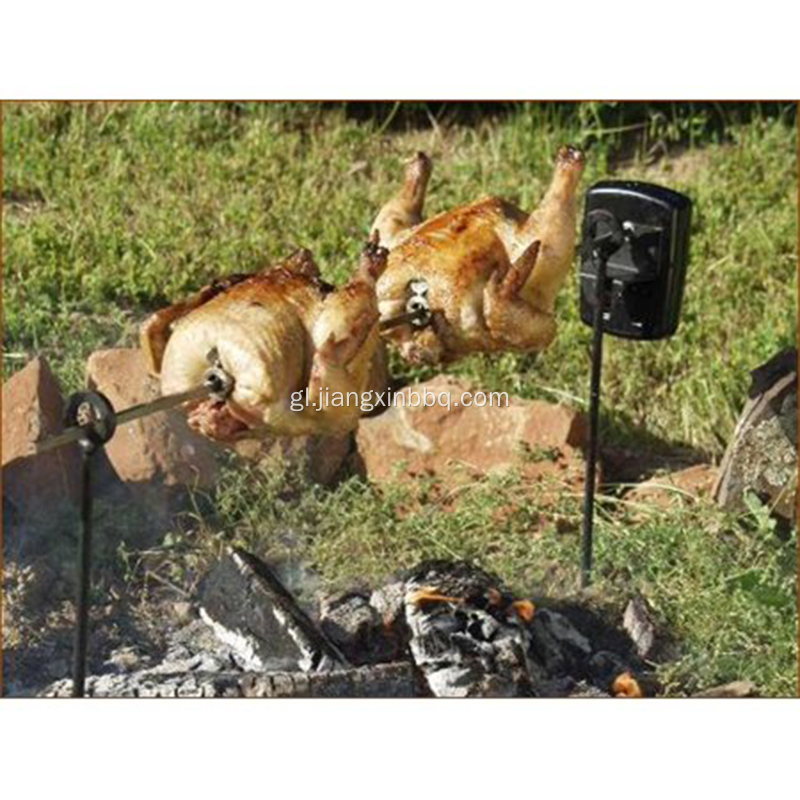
[140,243,389,441]
[373,146,585,364]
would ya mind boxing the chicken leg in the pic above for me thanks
[370,151,433,249]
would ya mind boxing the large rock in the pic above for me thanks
[355,375,589,489]
[2,358,81,555]
[713,348,797,521]
[86,348,220,492]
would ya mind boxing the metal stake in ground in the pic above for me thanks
[63,391,117,697]
[580,246,610,588]
[40,360,235,696]
[579,207,624,588]
[578,184,692,587]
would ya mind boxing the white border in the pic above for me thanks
[1,699,798,796]
[1,3,798,98]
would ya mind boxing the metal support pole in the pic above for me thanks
[581,248,610,588]
[72,444,95,697]
[37,362,236,697]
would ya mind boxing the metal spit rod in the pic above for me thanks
[378,308,426,332]
[34,367,235,455]
[35,384,211,454]
[37,298,429,456]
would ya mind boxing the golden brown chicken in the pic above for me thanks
[373,146,585,364]
[140,243,389,441]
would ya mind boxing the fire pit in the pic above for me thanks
[39,549,650,698]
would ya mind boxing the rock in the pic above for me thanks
[234,434,352,486]
[713,348,797,521]
[622,595,658,660]
[355,375,589,491]
[627,464,719,509]
[693,680,759,698]
[86,348,220,493]
[319,592,398,665]
[199,548,347,672]
[2,358,81,556]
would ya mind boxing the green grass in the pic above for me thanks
[3,101,797,695]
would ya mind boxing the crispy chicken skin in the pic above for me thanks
[140,244,389,441]
[373,146,585,364]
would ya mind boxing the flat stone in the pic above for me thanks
[355,375,589,493]
[693,680,759,698]
[2,358,81,556]
[627,464,719,509]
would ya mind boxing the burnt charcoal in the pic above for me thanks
[370,581,405,628]
[529,609,593,677]
[404,563,533,697]
[623,595,658,660]
[587,650,633,692]
[242,663,415,698]
[535,675,578,697]
[42,671,246,698]
[200,547,346,672]
[31,552,664,698]
[319,592,398,665]
[403,559,509,611]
